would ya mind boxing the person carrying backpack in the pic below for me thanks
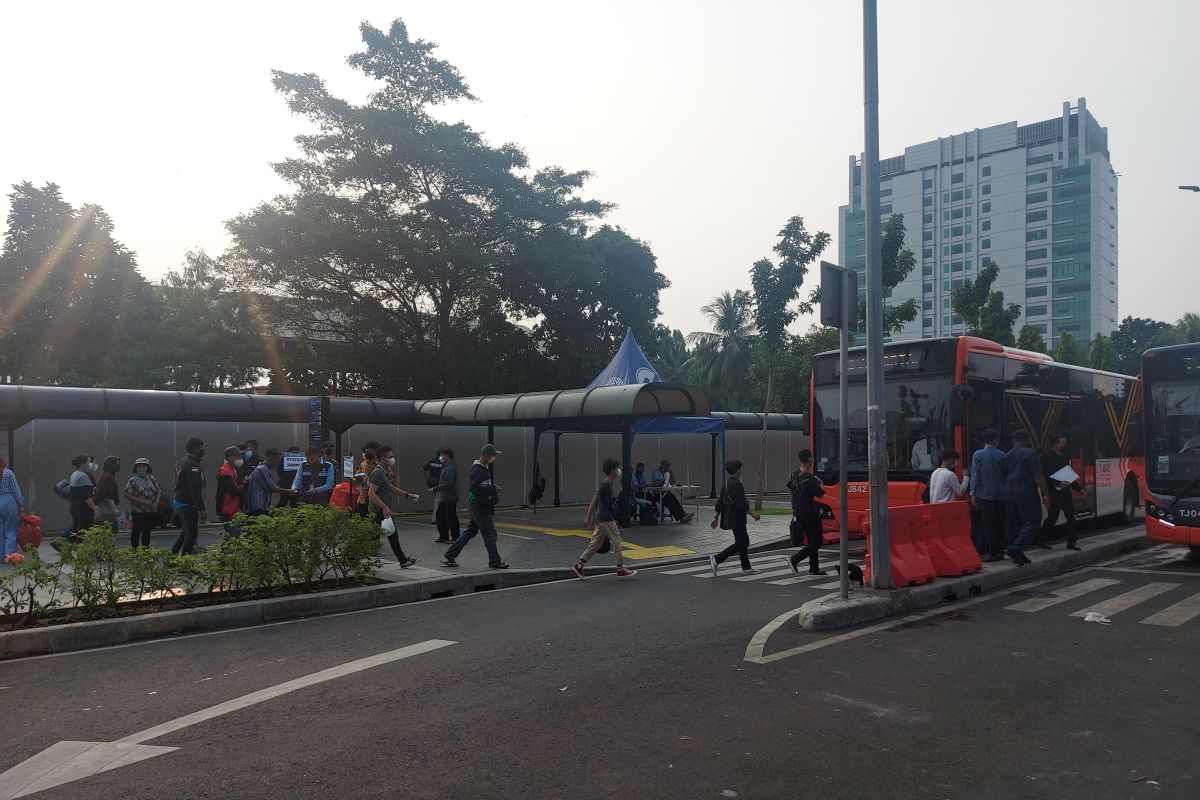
[708,460,760,576]
[784,449,828,576]
[571,458,636,579]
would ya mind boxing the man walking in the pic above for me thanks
[969,429,1008,562]
[431,448,460,543]
[367,444,420,568]
[172,436,207,555]
[572,459,636,579]
[1002,429,1050,566]
[929,448,969,503]
[422,450,444,525]
[1037,434,1081,551]
[708,460,760,576]
[784,449,827,576]
[442,444,509,569]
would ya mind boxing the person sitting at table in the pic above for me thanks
[651,459,695,523]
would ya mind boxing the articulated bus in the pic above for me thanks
[1141,342,1200,555]
[809,336,1144,538]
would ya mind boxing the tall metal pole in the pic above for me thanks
[838,279,850,600]
[862,0,892,588]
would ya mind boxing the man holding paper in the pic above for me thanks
[1039,434,1081,550]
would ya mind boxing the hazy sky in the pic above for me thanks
[2,1,1197,337]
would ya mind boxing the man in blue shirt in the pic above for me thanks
[292,445,335,505]
[969,428,1008,562]
[1001,429,1050,565]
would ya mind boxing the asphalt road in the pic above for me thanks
[1,542,1198,799]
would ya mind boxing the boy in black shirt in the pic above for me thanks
[785,449,828,575]
[708,460,761,576]
[572,459,636,579]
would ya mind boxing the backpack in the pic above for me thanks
[717,481,736,531]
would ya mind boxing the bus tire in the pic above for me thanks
[1121,479,1138,526]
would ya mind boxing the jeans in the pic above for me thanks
[131,511,156,548]
[975,498,1007,558]
[444,505,504,567]
[172,506,200,555]
[1039,490,1077,546]
[435,499,460,541]
[715,523,751,570]
[579,520,624,565]
[1005,492,1043,553]
[0,494,18,557]
[789,513,823,572]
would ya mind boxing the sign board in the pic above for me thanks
[819,261,859,331]
[343,455,356,478]
[308,397,327,446]
[282,451,305,473]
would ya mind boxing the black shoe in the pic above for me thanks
[809,568,828,576]
[433,538,450,543]
[441,558,460,567]
[981,554,1003,562]
[490,562,510,570]
[1006,547,1030,566]
[1037,543,1053,550]
[1067,543,1081,551]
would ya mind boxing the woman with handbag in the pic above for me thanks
[0,456,26,558]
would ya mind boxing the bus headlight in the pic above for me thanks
[1146,503,1176,525]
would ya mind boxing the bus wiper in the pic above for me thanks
[1169,475,1200,513]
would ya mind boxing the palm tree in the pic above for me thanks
[685,290,756,408]
[1150,312,1200,347]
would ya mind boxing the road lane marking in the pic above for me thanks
[766,573,835,586]
[1140,591,1200,627]
[1004,578,1122,612]
[0,640,456,799]
[729,567,798,582]
[1068,582,1179,619]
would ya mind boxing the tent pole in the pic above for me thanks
[710,433,718,498]
[553,433,562,507]
[621,423,633,527]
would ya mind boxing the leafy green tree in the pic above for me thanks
[950,263,1021,346]
[1016,324,1047,354]
[1111,316,1172,374]
[773,325,841,413]
[225,19,612,396]
[1053,330,1084,366]
[0,182,155,387]
[808,213,916,335]
[643,325,689,383]
[685,290,755,409]
[1088,333,1119,372]
[749,216,829,506]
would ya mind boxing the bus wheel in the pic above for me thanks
[1121,480,1138,526]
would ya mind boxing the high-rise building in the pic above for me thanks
[838,98,1117,348]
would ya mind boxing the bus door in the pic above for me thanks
[963,351,1005,468]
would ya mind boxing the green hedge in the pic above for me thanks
[1,505,382,628]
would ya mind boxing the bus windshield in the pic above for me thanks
[1146,373,1200,494]
[812,374,955,483]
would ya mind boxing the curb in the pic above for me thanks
[797,527,1148,631]
[0,567,591,661]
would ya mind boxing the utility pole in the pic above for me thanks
[862,0,892,588]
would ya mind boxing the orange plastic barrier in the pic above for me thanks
[920,502,982,577]
[862,505,936,586]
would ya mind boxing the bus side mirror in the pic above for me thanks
[949,385,972,426]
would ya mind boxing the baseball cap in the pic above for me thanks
[134,457,151,467]
[481,443,502,455]
[224,445,243,459]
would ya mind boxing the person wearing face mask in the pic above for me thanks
[92,456,123,538]
[216,446,248,521]
[442,444,509,569]
[292,445,335,505]
[367,444,420,568]
[572,459,636,579]
[431,448,460,543]
[123,458,162,548]
[172,437,208,555]
[61,454,100,545]
[236,440,260,481]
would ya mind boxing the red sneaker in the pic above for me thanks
[615,567,637,578]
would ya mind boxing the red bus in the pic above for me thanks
[809,336,1144,540]
[1141,342,1200,555]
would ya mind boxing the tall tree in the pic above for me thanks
[225,19,611,396]
[1053,330,1084,366]
[1016,324,1047,354]
[950,263,1021,346]
[685,290,755,409]
[1110,316,1172,374]
[643,325,689,383]
[773,325,841,414]
[0,182,154,387]
[1088,333,1119,372]
[748,216,829,507]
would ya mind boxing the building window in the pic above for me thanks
[1028,153,1054,165]
[880,204,892,214]
[982,184,992,195]
[964,223,972,235]
[1027,210,1048,223]
[943,191,951,203]
[952,279,965,288]
[951,261,963,272]
[880,187,893,197]
[982,165,992,177]
[943,227,951,238]
[1027,286,1048,297]
[1026,267,1047,279]
[924,196,933,207]
[981,238,991,249]
[981,202,991,213]
[982,256,995,267]
[923,264,933,276]
[923,300,933,311]
[964,188,972,199]
[963,259,972,270]
[1027,191,1048,204]
[981,220,991,232]
[952,173,964,184]
[924,212,933,224]
[922,247,933,258]
[943,210,951,221]
[952,190,964,202]
[964,206,972,217]
[923,317,933,327]
[1027,304,1048,316]
[1033,323,1048,333]
[1027,229,1048,242]
[923,230,933,241]
[943,281,950,291]
[951,243,964,255]
[943,299,951,309]
[951,225,963,237]
[944,315,951,326]
[943,264,951,274]
[943,245,951,256]
[1027,173,1048,186]
[951,315,962,325]
[1026,247,1048,260]
[950,208,962,220]
[964,242,972,252]
[924,282,934,293]
[923,178,933,190]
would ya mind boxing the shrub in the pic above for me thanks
[0,545,64,628]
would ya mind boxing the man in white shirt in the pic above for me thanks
[928,448,969,503]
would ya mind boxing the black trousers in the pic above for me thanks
[374,509,408,562]
[69,507,94,542]
[130,511,156,548]
[1039,490,1077,545]
[976,498,1007,557]
[715,523,751,570]
[790,513,823,572]
[435,500,460,541]
[661,492,688,521]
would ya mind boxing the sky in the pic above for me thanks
[2,0,1198,338]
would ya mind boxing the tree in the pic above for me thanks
[1111,316,1172,374]
[0,182,155,387]
[808,213,917,335]
[773,325,841,413]
[643,325,689,383]
[225,19,614,396]
[748,216,829,507]
[1016,325,1047,354]
[685,290,755,409]
[1053,330,1084,366]
[950,263,1021,346]
[1088,333,1119,372]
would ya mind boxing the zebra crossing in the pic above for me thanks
[656,550,866,590]
[1005,574,1200,628]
